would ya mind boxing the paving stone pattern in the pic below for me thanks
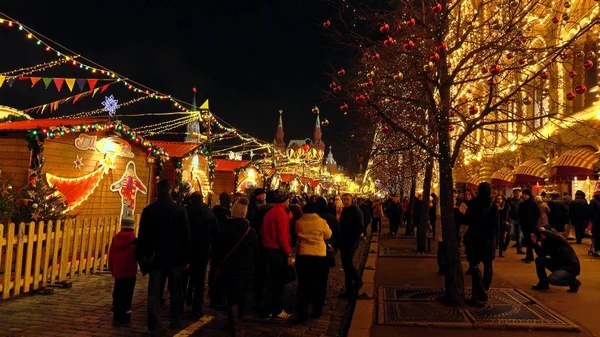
[378,286,579,331]
[0,235,371,337]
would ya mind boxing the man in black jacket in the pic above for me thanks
[589,191,600,255]
[507,188,524,254]
[531,226,581,293]
[387,194,403,236]
[316,196,341,251]
[548,192,569,233]
[570,190,589,244]
[185,191,219,318]
[138,179,191,334]
[517,189,540,263]
[339,193,364,298]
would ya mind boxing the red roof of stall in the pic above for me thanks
[0,118,108,131]
[151,141,201,158]
[214,159,250,172]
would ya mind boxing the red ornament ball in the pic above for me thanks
[552,16,560,24]
[566,92,576,100]
[301,144,310,151]
[406,18,416,27]
[340,103,349,111]
[432,3,442,12]
[469,106,479,115]
[379,23,390,33]
[519,58,527,65]
[366,80,374,88]
[337,68,346,76]
[323,20,331,28]
[333,85,342,93]
[541,71,550,79]
[429,53,440,62]
[355,95,367,103]
[403,40,415,50]
[568,70,577,78]
[506,52,514,59]
[436,42,447,51]
[384,37,394,47]
[575,84,587,95]
[371,53,381,61]
[490,64,501,75]
[584,60,594,69]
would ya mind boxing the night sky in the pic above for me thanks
[0,1,358,168]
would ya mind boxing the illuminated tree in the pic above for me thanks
[326,0,599,304]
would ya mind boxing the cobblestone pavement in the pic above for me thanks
[0,233,372,337]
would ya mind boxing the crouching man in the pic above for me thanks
[531,226,581,293]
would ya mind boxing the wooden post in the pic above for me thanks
[98,218,108,271]
[13,223,25,296]
[23,222,36,293]
[32,221,44,290]
[92,219,103,273]
[78,219,87,277]
[2,223,15,299]
[70,219,80,279]
[41,221,53,288]
[50,220,61,284]
[59,220,71,282]
[85,218,96,275]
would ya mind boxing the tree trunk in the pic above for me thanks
[417,157,433,252]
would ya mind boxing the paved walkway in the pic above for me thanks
[372,225,600,337]
[0,234,372,337]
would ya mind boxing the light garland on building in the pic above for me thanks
[58,96,151,119]
[46,165,107,212]
[1,58,72,77]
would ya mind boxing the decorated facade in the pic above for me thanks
[0,117,166,220]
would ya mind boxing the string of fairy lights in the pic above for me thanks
[0,12,280,153]
[1,58,73,77]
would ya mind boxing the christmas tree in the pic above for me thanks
[12,174,69,223]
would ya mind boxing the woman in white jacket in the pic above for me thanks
[294,202,333,323]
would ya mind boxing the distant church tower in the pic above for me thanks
[326,146,337,173]
[185,90,201,143]
[312,112,325,152]
[274,110,286,154]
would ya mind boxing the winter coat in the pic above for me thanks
[569,197,589,224]
[108,231,138,279]
[212,218,258,290]
[138,195,191,268]
[186,200,219,259]
[340,204,364,250]
[517,198,541,233]
[372,200,384,218]
[260,203,292,255]
[213,205,231,228]
[387,202,403,222]
[538,202,551,226]
[295,213,333,256]
[507,197,522,221]
[412,198,422,225]
[533,230,580,276]
[589,195,600,225]
[360,204,371,226]
[464,196,499,262]
[548,201,569,229]
[319,212,341,251]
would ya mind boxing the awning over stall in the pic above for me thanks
[550,148,599,182]
[514,159,547,185]
[490,167,514,189]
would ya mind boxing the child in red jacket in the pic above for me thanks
[109,217,138,324]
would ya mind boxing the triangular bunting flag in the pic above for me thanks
[30,77,41,87]
[41,104,47,114]
[199,99,209,110]
[65,78,76,92]
[0,75,5,88]
[87,79,98,91]
[42,77,53,89]
[73,93,83,104]
[76,78,86,91]
[92,88,99,97]
[53,101,60,111]
[100,84,109,93]
[53,78,64,92]
[7,78,16,87]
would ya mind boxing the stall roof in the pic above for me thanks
[151,141,202,158]
[0,118,108,131]
[214,159,250,172]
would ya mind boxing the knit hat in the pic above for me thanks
[121,217,135,231]
[231,197,249,218]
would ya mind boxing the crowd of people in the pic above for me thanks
[450,183,590,307]
[108,179,375,337]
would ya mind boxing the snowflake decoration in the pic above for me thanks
[101,95,119,116]
[74,155,84,170]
